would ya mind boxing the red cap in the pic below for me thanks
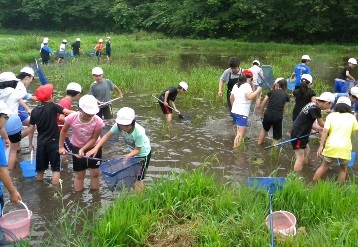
[242,69,253,78]
[35,84,53,102]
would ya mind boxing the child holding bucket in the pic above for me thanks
[28,84,74,185]
[313,97,358,183]
[0,101,22,207]
[86,107,151,195]
[291,92,335,172]
[59,95,105,191]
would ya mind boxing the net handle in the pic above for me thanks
[2,200,31,219]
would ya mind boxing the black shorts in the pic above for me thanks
[36,142,61,172]
[106,51,111,57]
[158,101,172,114]
[137,151,151,181]
[70,145,102,172]
[96,51,102,57]
[97,105,113,120]
[8,131,21,143]
[291,137,309,150]
[262,117,283,140]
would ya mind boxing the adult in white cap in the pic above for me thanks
[86,107,152,194]
[334,58,357,93]
[59,94,104,191]
[156,81,188,122]
[290,55,311,90]
[291,92,335,172]
[0,101,22,204]
[94,39,103,64]
[249,59,265,107]
[105,36,111,63]
[313,96,358,183]
[292,73,316,122]
[57,39,68,63]
[0,72,27,170]
[71,38,84,57]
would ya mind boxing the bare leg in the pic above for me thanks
[133,180,144,195]
[52,171,61,185]
[234,126,246,148]
[7,142,20,170]
[37,171,45,181]
[313,160,330,181]
[257,129,267,145]
[338,164,348,183]
[304,144,311,165]
[293,149,306,172]
[166,113,173,122]
[74,170,86,191]
[89,168,100,190]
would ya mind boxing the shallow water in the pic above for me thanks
[6,53,358,244]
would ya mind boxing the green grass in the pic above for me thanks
[21,169,358,247]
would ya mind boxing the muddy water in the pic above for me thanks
[7,53,358,244]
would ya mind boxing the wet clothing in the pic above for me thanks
[158,87,178,114]
[322,112,358,160]
[292,87,316,121]
[293,63,310,87]
[71,41,81,56]
[291,102,321,149]
[220,68,242,111]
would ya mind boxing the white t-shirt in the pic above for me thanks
[231,83,253,116]
[249,65,263,86]
[59,44,66,51]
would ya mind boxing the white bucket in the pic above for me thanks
[265,210,297,237]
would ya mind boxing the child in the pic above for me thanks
[0,101,22,207]
[17,67,36,126]
[89,67,123,124]
[59,95,104,191]
[95,39,103,64]
[28,84,73,185]
[40,41,52,65]
[249,60,265,107]
[57,39,67,63]
[57,82,82,164]
[291,92,335,172]
[292,74,316,122]
[257,78,290,146]
[230,70,262,148]
[105,37,111,63]
[291,55,311,90]
[218,57,243,112]
[334,58,357,93]
[157,81,188,122]
[71,38,84,57]
[313,97,358,183]
[86,107,151,195]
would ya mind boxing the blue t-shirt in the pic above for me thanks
[0,138,7,197]
[294,64,311,86]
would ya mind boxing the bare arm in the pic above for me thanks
[28,124,35,151]
[124,147,141,158]
[0,128,10,148]
[218,80,225,97]
[19,99,31,113]
[114,85,123,98]
[317,128,328,157]
[0,167,21,203]
[245,86,263,100]
[59,123,70,155]
[317,117,325,127]
[260,95,269,116]
[78,128,103,156]
[86,130,114,157]
[346,70,355,81]
[230,94,235,105]
[163,91,170,106]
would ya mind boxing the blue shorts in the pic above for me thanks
[18,105,29,122]
[231,113,248,127]
[334,79,347,93]
[96,51,102,57]
[36,142,61,172]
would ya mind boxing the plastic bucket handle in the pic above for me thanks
[30,150,33,164]
[278,226,297,236]
[2,201,31,219]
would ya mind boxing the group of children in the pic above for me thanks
[39,36,112,64]
[219,56,358,183]
[0,66,151,200]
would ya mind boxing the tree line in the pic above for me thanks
[0,0,357,43]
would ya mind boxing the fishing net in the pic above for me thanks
[261,65,274,89]
[99,157,143,191]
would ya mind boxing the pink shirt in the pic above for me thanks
[65,112,105,148]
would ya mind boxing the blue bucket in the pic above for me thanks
[19,160,36,178]
[348,152,356,167]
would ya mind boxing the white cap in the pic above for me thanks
[106,36,111,40]
[20,67,35,77]
[0,72,20,82]
[253,60,260,66]
[116,107,135,125]
[348,58,357,65]
[316,92,335,103]
[274,77,285,84]
[76,38,81,41]
[301,55,311,60]
[336,96,351,106]
[66,82,82,93]
[79,95,99,115]
[179,81,188,91]
[92,67,103,75]
[43,37,49,43]
[0,101,11,115]
[301,74,313,83]
[350,87,358,97]
[62,39,67,43]
[99,39,103,42]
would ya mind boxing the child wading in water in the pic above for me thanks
[313,97,358,183]
[86,107,151,195]
[230,70,262,148]
[258,78,290,146]
[290,92,335,172]
[59,95,105,191]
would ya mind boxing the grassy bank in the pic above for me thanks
[17,169,358,246]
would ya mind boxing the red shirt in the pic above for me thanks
[57,97,72,134]
[96,43,103,52]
